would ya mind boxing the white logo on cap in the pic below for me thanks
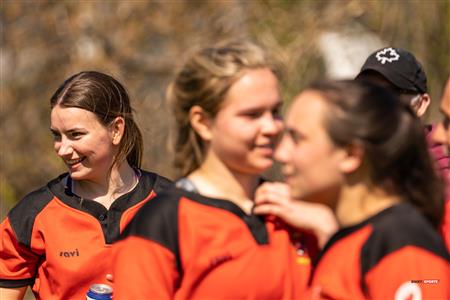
[375,47,400,64]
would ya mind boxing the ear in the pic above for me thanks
[339,144,364,174]
[415,93,431,117]
[110,117,125,145]
[189,105,213,141]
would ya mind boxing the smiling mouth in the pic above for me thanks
[65,158,85,166]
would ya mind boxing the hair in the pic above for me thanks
[50,71,143,168]
[307,80,444,228]
[167,39,278,176]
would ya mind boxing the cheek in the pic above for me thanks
[220,123,255,145]
[83,135,114,156]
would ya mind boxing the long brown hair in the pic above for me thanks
[308,80,444,228]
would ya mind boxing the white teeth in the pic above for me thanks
[66,158,83,165]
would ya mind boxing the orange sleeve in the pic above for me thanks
[112,236,180,299]
[440,200,450,251]
[0,218,40,287]
[365,246,449,300]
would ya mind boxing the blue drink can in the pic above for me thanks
[86,283,113,300]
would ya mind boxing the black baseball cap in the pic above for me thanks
[356,47,427,93]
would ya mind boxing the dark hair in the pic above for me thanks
[167,39,277,176]
[50,71,143,168]
[307,80,444,228]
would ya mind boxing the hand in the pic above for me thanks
[254,182,338,247]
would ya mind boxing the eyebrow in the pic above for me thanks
[49,127,85,134]
[239,100,282,111]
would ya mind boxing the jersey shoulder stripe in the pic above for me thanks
[141,170,173,194]
[7,176,61,247]
[361,203,450,277]
[121,188,182,272]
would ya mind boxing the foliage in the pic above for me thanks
[1,0,449,208]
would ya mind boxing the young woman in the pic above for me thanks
[0,71,172,299]
[275,80,449,299]
[433,77,450,249]
[112,40,313,299]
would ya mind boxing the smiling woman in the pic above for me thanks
[0,71,172,300]
[111,40,314,299]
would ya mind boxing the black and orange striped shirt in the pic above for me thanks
[308,203,449,299]
[0,171,172,299]
[112,187,313,299]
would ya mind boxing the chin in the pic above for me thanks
[68,170,89,181]
[253,162,274,174]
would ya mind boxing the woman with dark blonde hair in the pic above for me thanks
[275,79,448,299]
[0,71,172,299]
[112,40,313,299]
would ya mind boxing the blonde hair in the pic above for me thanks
[167,39,277,176]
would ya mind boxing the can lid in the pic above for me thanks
[89,284,113,294]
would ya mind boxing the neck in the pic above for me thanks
[72,161,138,209]
[188,151,260,214]
[335,182,401,227]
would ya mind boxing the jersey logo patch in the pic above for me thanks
[376,47,400,64]
[394,281,422,300]
[60,248,80,258]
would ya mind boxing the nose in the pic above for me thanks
[261,112,283,136]
[274,134,292,164]
[432,122,448,146]
[55,138,73,157]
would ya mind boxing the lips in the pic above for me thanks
[65,157,85,166]
[255,145,274,156]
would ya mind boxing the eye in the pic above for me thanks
[68,131,85,139]
[443,116,450,130]
[243,111,263,119]
[286,128,303,144]
[50,129,61,142]
[272,105,283,119]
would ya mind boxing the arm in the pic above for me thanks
[0,218,38,294]
[254,182,338,248]
[0,287,27,300]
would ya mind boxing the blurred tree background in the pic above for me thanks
[1,0,449,219]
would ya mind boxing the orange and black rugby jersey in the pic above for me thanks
[442,199,450,250]
[0,170,172,300]
[112,188,313,299]
[309,203,449,300]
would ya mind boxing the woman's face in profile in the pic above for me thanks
[50,105,118,182]
[275,90,347,207]
[206,68,284,175]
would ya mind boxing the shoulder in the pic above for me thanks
[361,203,449,274]
[121,188,188,263]
[7,174,67,246]
[139,170,174,194]
[131,188,184,230]
[121,187,196,239]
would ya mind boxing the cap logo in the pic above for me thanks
[375,48,400,64]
